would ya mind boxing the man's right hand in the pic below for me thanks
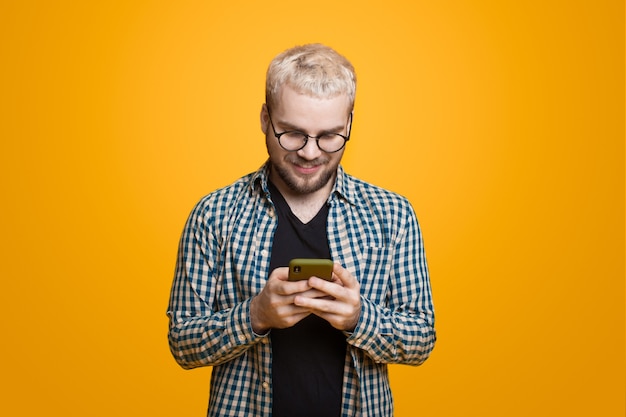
[249,267,327,334]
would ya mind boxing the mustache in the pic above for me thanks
[286,155,329,167]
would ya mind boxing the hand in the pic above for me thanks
[250,267,330,333]
[293,263,362,332]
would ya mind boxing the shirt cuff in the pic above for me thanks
[344,297,378,349]
[228,298,269,346]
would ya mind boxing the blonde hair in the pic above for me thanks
[265,44,356,113]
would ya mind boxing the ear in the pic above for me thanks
[347,111,354,136]
[260,103,269,134]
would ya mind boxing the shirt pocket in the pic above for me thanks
[357,245,392,304]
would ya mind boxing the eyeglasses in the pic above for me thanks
[266,107,352,153]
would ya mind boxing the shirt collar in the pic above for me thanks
[330,165,359,206]
[249,161,271,197]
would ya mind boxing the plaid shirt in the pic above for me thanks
[167,163,436,417]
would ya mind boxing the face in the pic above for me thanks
[261,85,351,196]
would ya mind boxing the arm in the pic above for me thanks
[166,204,262,370]
[349,207,436,365]
[167,199,326,369]
[294,205,435,365]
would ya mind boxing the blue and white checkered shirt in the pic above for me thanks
[167,163,436,417]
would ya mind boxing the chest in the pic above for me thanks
[283,198,327,224]
[214,199,394,309]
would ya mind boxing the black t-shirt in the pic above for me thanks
[268,181,346,417]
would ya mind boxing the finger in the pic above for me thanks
[332,263,359,288]
[298,288,333,299]
[294,294,360,332]
[271,266,290,281]
[293,294,335,312]
[293,295,353,318]
[274,308,311,329]
[328,273,344,286]
[270,269,311,295]
[278,279,312,296]
[307,277,344,299]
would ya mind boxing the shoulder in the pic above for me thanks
[337,171,420,245]
[188,170,261,227]
[342,171,414,215]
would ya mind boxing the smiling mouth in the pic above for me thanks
[294,164,321,174]
[288,156,327,174]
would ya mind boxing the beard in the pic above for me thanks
[271,154,338,195]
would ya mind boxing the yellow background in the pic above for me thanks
[2,1,623,416]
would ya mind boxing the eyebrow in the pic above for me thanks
[275,118,346,134]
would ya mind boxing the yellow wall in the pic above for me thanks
[2,1,623,416]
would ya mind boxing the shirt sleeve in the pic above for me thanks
[166,200,265,370]
[345,203,436,365]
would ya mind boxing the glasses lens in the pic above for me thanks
[279,132,346,153]
[278,132,307,151]
[318,135,346,152]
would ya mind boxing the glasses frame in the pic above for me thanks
[266,107,352,153]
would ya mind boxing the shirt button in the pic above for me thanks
[238,335,246,342]
[262,381,270,390]
[261,249,269,256]
[268,209,275,217]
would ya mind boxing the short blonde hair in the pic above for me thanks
[265,44,356,113]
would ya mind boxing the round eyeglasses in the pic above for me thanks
[267,107,352,153]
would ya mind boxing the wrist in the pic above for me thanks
[250,296,269,334]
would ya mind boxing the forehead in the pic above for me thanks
[273,85,350,130]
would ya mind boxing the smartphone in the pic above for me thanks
[288,258,334,281]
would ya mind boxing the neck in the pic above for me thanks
[269,170,336,224]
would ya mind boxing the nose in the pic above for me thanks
[296,137,323,160]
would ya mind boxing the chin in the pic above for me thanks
[274,163,336,195]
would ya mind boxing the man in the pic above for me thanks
[167,43,436,417]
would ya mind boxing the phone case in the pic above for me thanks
[288,258,334,281]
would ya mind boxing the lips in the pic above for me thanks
[288,156,327,175]
[293,163,322,175]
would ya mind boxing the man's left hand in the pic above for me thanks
[293,262,361,332]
